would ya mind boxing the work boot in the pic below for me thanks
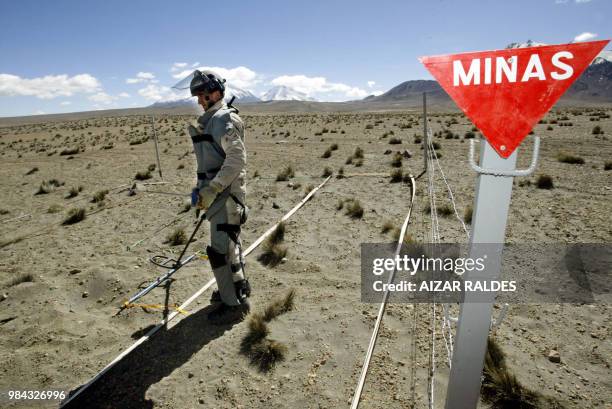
[210,289,221,304]
[207,299,250,324]
[210,279,251,304]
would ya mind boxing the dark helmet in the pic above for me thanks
[189,70,226,96]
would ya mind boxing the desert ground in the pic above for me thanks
[0,107,610,408]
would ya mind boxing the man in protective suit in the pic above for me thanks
[185,70,251,323]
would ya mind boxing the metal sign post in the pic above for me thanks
[423,92,428,175]
[444,138,516,408]
[151,115,163,180]
[418,40,607,408]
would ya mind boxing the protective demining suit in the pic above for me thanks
[191,99,248,307]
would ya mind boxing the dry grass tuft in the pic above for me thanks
[481,337,553,409]
[381,221,395,234]
[134,170,152,181]
[257,243,287,267]
[240,313,270,354]
[390,168,403,183]
[344,199,364,219]
[267,222,286,245]
[165,228,187,246]
[276,166,295,181]
[6,273,34,287]
[464,205,473,224]
[249,339,287,372]
[556,152,585,165]
[240,289,295,372]
[536,175,554,190]
[391,152,403,167]
[91,189,109,203]
[262,288,295,321]
[62,208,86,225]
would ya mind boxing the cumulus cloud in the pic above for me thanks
[118,92,130,98]
[170,62,188,72]
[575,0,591,3]
[573,32,598,42]
[367,81,376,88]
[0,73,100,99]
[88,92,118,105]
[60,101,71,106]
[137,83,186,101]
[172,65,261,90]
[270,74,369,100]
[126,71,157,84]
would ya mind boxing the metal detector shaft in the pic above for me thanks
[117,212,207,314]
[173,211,207,268]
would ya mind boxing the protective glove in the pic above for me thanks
[197,181,223,210]
[188,123,203,137]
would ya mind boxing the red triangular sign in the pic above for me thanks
[419,40,609,157]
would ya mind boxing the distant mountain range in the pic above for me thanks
[151,41,611,109]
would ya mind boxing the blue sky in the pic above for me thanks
[0,0,610,117]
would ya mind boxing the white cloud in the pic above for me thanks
[270,74,369,100]
[88,92,118,105]
[118,92,130,98]
[60,101,71,106]
[172,65,260,90]
[367,81,376,88]
[170,62,188,72]
[573,32,597,42]
[0,73,100,99]
[33,110,45,115]
[138,84,186,101]
[126,71,156,84]
[555,0,568,3]
[575,0,591,3]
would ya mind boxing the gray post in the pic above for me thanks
[151,115,163,180]
[423,92,428,174]
[444,138,518,409]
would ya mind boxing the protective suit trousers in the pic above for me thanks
[206,195,245,306]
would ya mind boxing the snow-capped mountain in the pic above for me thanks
[149,85,260,108]
[224,85,260,103]
[505,40,547,49]
[592,50,612,65]
[261,86,317,102]
[506,40,611,65]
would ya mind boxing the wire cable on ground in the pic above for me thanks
[58,175,332,409]
[350,174,416,409]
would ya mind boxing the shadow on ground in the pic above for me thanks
[61,304,237,409]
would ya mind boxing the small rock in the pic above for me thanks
[188,372,194,378]
[272,202,280,209]
[69,269,81,275]
[82,291,89,298]
[548,350,561,363]
[402,149,413,158]
[1,293,7,302]
[383,149,392,155]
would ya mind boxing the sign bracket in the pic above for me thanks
[469,136,541,176]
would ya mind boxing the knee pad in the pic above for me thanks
[206,245,227,269]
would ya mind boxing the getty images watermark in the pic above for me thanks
[361,243,611,304]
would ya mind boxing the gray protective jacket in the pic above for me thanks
[192,100,247,206]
